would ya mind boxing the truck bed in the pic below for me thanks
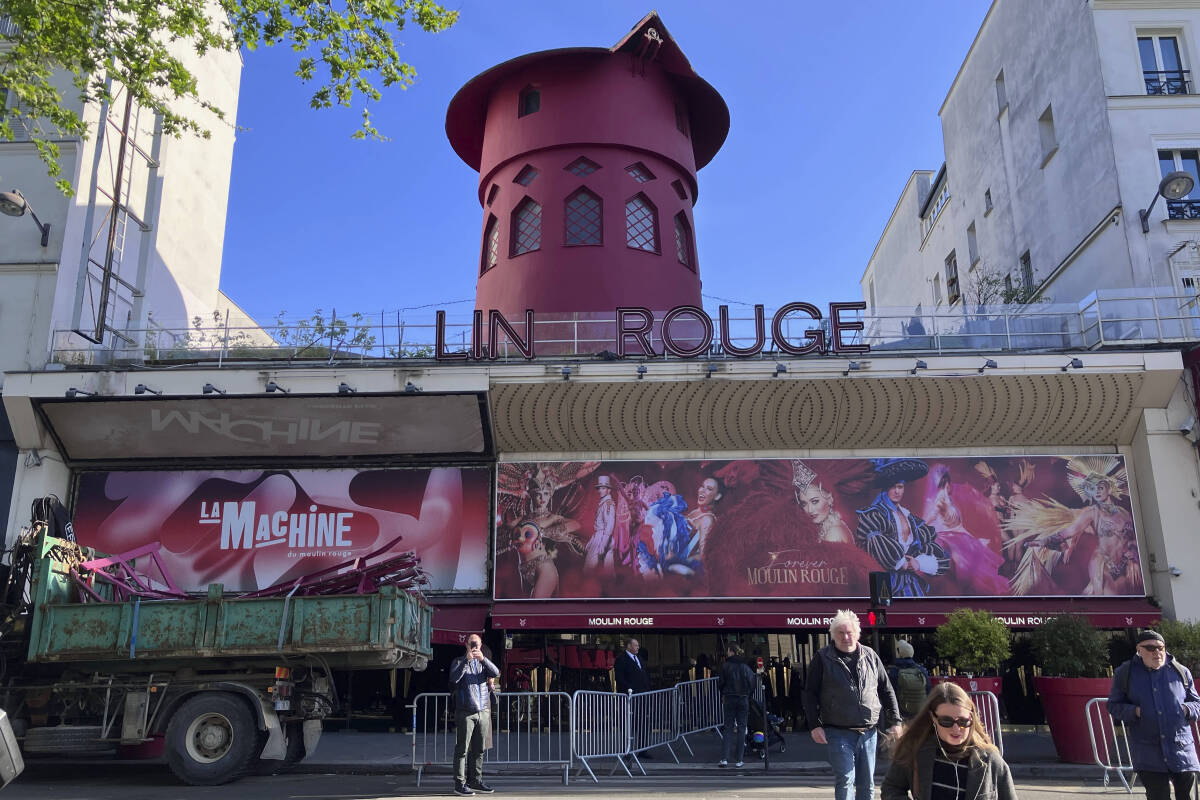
[25,534,432,669]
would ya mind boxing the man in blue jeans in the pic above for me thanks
[717,645,756,767]
[803,610,901,800]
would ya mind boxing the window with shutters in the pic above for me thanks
[564,188,602,246]
[625,194,658,253]
[673,212,694,269]
[511,197,542,256]
[481,215,500,275]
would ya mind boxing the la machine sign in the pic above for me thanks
[433,302,870,361]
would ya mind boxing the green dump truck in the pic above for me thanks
[0,529,432,785]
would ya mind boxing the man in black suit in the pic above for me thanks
[615,638,651,694]
[614,638,654,759]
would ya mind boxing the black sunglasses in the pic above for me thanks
[933,714,972,729]
[1139,644,1165,652]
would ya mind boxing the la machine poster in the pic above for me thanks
[493,456,1143,601]
[73,467,492,593]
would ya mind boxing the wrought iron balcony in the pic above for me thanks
[1144,70,1192,95]
[0,15,18,38]
[1167,199,1200,221]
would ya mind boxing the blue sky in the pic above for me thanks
[219,0,994,325]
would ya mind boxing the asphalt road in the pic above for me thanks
[2,765,1129,799]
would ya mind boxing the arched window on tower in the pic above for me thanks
[564,188,602,246]
[673,212,694,270]
[625,193,658,253]
[511,196,542,256]
[518,86,540,117]
[481,214,500,275]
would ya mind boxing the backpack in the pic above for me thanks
[896,666,927,716]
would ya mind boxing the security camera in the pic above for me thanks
[1169,566,1182,577]
[1180,416,1197,434]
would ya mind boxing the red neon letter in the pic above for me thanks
[488,309,535,360]
[661,305,713,358]
[829,302,869,354]
[435,310,468,361]
[616,307,655,357]
[718,305,766,357]
[771,302,825,356]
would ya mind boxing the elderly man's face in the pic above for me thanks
[1137,639,1167,670]
[832,622,860,654]
[626,639,640,654]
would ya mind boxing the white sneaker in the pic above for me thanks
[717,760,728,767]
[734,761,744,768]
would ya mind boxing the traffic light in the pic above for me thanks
[869,571,892,608]
[866,609,888,627]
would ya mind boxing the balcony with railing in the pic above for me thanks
[44,288,1200,369]
[1144,69,1192,95]
[0,15,18,39]
[1168,199,1200,221]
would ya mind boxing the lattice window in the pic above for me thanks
[514,165,539,186]
[671,180,688,201]
[486,184,499,206]
[625,194,658,253]
[565,188,602,246]
[674,213,693,269]
[481,215,500,274]
[511,197,542,256]
[626,162,655,183]
[565,157,600,177]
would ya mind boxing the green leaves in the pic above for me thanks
[0,0,458,192]
[1030,615,1110,678]
[934,608,1011,676]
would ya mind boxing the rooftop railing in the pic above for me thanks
[46,288,1200,369]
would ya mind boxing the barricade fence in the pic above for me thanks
[1085,696,1134,792]
[968,691,1003,758]
[571,690,632,783]
[675,677,722,755]
[410,691,574,786]
[628,687,681,767]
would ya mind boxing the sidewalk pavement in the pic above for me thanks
[297,725,1112,782]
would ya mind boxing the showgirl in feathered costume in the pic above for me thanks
[637,493,703,578]
[496,462,599,596]
[921,464,1008,595]
[1003,456,1141,596]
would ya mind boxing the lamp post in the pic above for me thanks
[0,189,50,246]
[1140,171,1196,233]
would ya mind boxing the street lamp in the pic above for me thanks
[1140,171,1195,233]
[0,189,51,247]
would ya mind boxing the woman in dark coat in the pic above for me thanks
[1107,630,1200,800]
[882,682,1017,800]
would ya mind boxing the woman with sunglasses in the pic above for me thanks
[1107,630,1200,800]
[882,682,1016,800]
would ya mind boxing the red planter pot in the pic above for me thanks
[1034,676,1114,764]
[930,676,1003,696]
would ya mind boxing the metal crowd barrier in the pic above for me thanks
[571,690,632,783]
[674,677,722,755]
[968,690,1003,757]
[1084,697,1135,792]
[410,691,574,786]
[628,687,681,770]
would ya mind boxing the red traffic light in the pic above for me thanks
[866,609,887,626]
[867,610,877,626]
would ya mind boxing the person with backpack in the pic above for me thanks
[718,645,756,768]
[1107,630,1200,800]
[888,640,931,719]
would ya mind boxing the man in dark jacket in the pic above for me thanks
[614,638,651,693]
[449,634,499,796]
[717,645,756,767]
[886,639,931,718]
[804,610,902,800]
[1107,630,1200,800]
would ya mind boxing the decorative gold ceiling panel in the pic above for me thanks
[489,371,1147,454]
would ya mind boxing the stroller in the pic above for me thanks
[745,697,786,759]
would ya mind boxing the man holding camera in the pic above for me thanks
[449,634,500,796]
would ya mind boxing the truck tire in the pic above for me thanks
[165,692,258,785]
[23,725,114,755]
[284,722,306,764]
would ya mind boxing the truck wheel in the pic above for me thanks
[165,693,258,785]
